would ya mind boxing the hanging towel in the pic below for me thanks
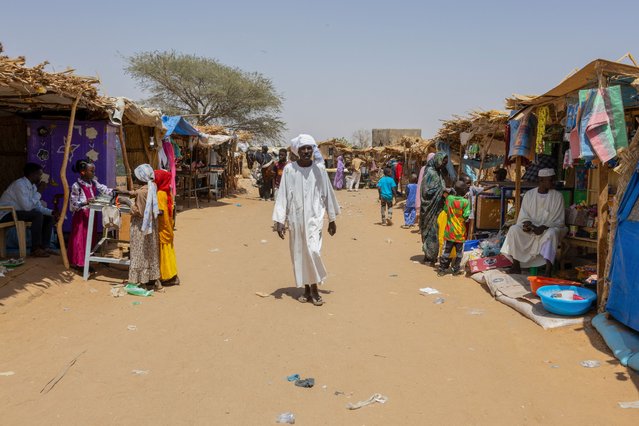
[509,112,536,158]
[565,103,578,130]
[535,106,549,154]
[579,86,629,163]
[577,89,597,161]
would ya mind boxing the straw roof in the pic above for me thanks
[505,59,639,111]
[0,55,109,111]
[435,110,509,149]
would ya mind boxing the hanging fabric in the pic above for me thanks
[535,106,549,154]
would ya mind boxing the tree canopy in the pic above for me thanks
[125,51,286,142]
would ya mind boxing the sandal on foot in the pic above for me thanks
[311,295,324,306]
[298,294,311,303]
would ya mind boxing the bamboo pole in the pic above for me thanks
[118,126,133,190]
[514,156,522,219]
[57,96,81,269]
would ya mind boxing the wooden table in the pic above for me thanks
[83,204,131,281]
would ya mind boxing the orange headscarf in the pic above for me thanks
[153,169,173,215]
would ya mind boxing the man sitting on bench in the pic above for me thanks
[0,163,57,257]
[501,168,567,276]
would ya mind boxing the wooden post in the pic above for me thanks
[57,96,81,269]
[478,134,495,182]
[597,164,609,303]
[515,156,522,219]
[139,126,152,164]
[118,126,133,190]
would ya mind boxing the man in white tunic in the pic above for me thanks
[501,168,566,276]
[273,134,340,306]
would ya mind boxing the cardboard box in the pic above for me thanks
[476,197,501,229]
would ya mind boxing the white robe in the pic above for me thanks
[272,162,340,287]
[501,188,567,267]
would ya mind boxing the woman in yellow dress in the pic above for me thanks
[153,170,179,285]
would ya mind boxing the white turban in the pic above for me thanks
[134,164,159,235]
[538,168,556,178]
[290,134,317,156]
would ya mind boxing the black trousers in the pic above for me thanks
[439,240,464,271]
[0,209,53,250]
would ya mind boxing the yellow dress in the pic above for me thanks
[157,191,178,281]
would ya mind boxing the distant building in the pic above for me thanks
[372,129,421,147]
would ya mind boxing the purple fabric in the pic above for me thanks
[163,140,177,196]
[67,183,97,267]
[333,156,345,189]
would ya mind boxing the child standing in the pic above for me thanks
[377,167,397,226]
[438,180,470,276]
[403,174,418,228]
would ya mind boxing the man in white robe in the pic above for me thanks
[273,134,340,306]
[501,168,566,276]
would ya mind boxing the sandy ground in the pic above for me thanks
[1,182,638,425]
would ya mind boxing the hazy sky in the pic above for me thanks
[2,0,638,143]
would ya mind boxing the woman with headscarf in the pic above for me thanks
[126,164,161,289]
[333,155,345,189]
[67,158,113,272]
[419,152,449,265]
[154,169,179,285]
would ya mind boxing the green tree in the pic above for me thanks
[125,50,286,141]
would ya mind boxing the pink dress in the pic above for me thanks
[67,180,111,267]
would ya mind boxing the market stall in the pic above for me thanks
[504,58,639,304]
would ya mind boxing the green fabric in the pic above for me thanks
[607,85,629,151]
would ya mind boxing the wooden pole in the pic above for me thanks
[478,134,495,182]
[457,142,463,177]
[118,126,133,190]
[596,164,609,304]
[57,96,81,269]
[514,156,522,219]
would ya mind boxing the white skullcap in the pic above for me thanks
[290,134,317,156]
[538,168,556,177]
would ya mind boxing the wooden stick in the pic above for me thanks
[57,96,80,269]
[118,126,133,190]
[514,156,522,219]
[596,164,609,306]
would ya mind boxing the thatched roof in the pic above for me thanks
[435,110,509,154]
[0,55,109,112]
[505,59,639,111]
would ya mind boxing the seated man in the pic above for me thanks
[0,163,57,257]
[501,168,566,276]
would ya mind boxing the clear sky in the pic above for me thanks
[2,0,638,143]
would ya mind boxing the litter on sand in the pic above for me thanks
[209,248,221,253]
[419,287,440,295]
[110,287,127,298]
[131,369,149,376]
[294,378,315,388]
[0,371,15,376]
[389,274,398,278]
[468,309,484,315]
[346,393,388,410]
[127,325,137,331]
[255,292,271,298]
[434,298,446,304]
[580,360,601,368]
[260,240,268,244]
[286,374,300,382]
[276,412,295,424]
[618,401,639,409]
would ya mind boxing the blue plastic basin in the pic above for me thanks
[537,285,597,316]
[464,240,480,251]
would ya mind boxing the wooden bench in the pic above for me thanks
[0,206,27,259]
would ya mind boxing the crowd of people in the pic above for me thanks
[0,160,180,290]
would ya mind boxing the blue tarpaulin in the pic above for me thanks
[162,115,200,137]
[607,165,639,332]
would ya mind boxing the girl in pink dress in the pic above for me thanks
[67,159,113,272]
